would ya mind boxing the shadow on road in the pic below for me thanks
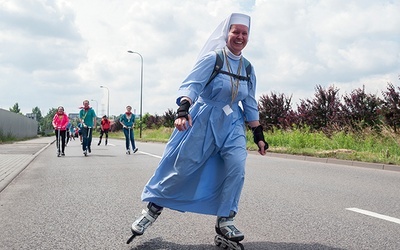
[129,237,346,250]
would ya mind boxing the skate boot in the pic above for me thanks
[127,203,163,244]
[105,139,108,146]
[98,139,101,146]
[214,211,244,250]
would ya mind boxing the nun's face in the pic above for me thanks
[226,24,248,55]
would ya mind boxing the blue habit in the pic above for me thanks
[142,48,259,217]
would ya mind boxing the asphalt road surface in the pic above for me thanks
[1,138,399,249]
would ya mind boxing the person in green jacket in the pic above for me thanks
[120,105,138,154]
[79,100,96,156]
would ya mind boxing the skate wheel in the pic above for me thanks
[214,235,222,247]
[214,235,244,250]
[214,235,228,249]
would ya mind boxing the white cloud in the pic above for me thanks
[0,0,399,118]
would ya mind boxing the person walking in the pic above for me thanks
[120,106,138,154]
[52,106,69,156]
[69,123,75,141]
[65,121,71,146]
[98,115,111,146]
[128,13,267,249]
[77,123,83,143]
[79,100,96,156]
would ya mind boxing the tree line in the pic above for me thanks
[8,82,400,135]
[141,82,400,135]
[257,83,399,134]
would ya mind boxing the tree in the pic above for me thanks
[340,86,383,131]
[381,83,400,132]
[163,109,176,128]
[9,103,22,114]
[32,106,43,122]
[296,85,341,132]
[41,108,57,133]
[258,92,292,131]
[146,114,163,129]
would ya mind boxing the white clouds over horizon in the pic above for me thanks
[0,0,399,117]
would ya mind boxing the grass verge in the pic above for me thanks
[66,126,400,166]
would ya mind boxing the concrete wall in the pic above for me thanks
[0,108,38,139]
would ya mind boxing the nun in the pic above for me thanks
[129,12,267,244]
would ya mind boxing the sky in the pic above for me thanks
[0,0,399,118]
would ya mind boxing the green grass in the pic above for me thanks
[14,126,400,166]
[101,126,400,166]
[98,127,174,143]
[0,130,16,144]
[246,127,400,165]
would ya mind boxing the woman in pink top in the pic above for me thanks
[52,106,69,156]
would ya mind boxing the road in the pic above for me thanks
[0,138,399,249]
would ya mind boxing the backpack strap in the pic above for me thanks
[205,50,224,87]
[205,49,252,87]
[244,58,252,79]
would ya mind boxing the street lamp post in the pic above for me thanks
[127,50,143,138]
[90,99,98,116]
[100,85,110,118]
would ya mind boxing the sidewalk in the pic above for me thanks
[0,136,54,192]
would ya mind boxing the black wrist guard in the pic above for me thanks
[251,125,269,150]
[176,99,190,119]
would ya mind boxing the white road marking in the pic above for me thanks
[346,208,400,225]
[139,151,162,159]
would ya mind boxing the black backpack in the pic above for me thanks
[206,49,252,87]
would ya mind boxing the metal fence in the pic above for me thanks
[0,108,38,139]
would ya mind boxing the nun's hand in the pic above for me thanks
[174,115,192,131]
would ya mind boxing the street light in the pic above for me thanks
[100,85,110,118]
[127,50,143,138]
[90,99,98,116]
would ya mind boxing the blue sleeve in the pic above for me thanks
[241,66,260,122]
[176,51,216,105]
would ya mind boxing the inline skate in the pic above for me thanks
[214,212,244,250]
[127,203,163,244]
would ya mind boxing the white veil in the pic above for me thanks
[196,13,251,61]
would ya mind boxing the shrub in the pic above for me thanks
[340,85,383,131]
[381,83,400,132]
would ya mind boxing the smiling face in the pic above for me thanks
[57,106,64,114]
[226,24,249,55]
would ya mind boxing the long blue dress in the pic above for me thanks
[141,47,259,217]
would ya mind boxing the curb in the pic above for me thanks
[263,151,400,172]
